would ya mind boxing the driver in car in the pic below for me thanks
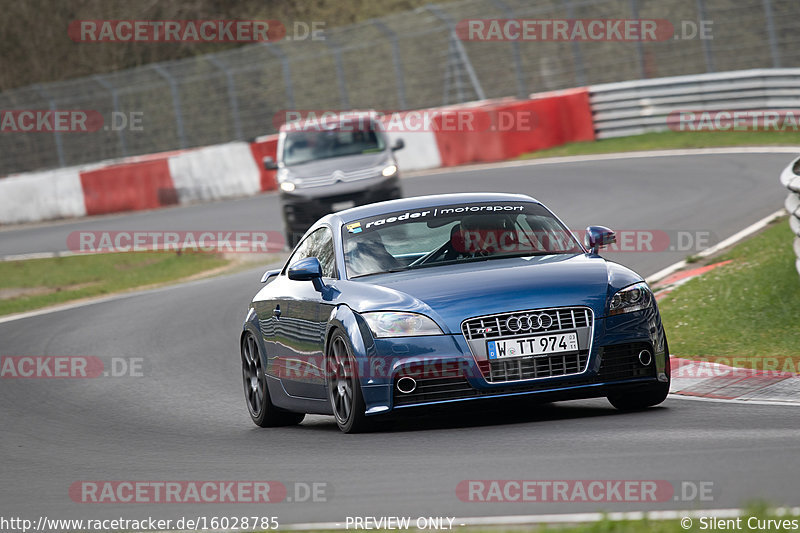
[450,214,519,257]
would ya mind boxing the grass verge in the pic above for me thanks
[657,217,800,369]
[518,130,800,159]
[0,252,232,316]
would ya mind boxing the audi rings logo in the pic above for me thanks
[505,313,554,332]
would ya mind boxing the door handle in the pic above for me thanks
[273,305,281,318]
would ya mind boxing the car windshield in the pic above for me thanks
[342,201,584,278]
[282,121,385,166]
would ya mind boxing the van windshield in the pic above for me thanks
[282,122,385,166]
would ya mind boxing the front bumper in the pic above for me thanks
[358,310,668,416]
[280,176,401,233]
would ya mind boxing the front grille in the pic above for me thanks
[462,307,592,340]
[461,307,594,383]
[488,352,589,382]
[392,342,656,407]
[299,167,380,187]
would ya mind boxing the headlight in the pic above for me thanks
[277,169,296,192]
[381,164,398,177]
[609,282,652,316]
[362,312,442,338]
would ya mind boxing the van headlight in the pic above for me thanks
[381,164,398,177]
[609,282,652,315]
[277,168,296,191]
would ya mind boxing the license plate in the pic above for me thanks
[487,332,578,360]
[332,200,356,211]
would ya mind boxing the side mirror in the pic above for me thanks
[263,156,278,170]
[585,226,616,254]
[391,138,404,151]
[260,269,280,283]
[287,257,325,292]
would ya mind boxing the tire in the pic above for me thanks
[327,331,373,433]
[607,382,669,411]
[241,332,305,427]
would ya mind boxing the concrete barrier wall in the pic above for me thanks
[0,87,595,225]
[168,142,262,204]
[0,166,86,224]
[80,159,176,216]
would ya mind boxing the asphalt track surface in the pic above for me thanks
[1,153,799,525]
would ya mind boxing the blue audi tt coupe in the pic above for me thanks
[240,193,670,433]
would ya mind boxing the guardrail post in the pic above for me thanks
[207,55,244,140]
[93,74,129,157]
[762,0,782,68]
[372,19,408,109]
[151,64,188,149]
[32,84,66,168]
[264,43,297,111]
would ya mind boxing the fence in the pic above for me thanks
[781,157,800,279]
[1,0,799,176]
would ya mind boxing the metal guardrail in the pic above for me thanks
[2,0,800,176]
[780,157,800,278]
[590,68,800,138]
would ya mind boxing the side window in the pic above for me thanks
[284,236,313,273]
[285,227,337,279]
[310,227,336,278]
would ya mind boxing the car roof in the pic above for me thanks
[320,192,541,226]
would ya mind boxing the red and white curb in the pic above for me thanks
[653,260,732,301]
[669,356,800,405]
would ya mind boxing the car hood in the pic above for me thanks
[336,254,643,334]
[286,152,387,178]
